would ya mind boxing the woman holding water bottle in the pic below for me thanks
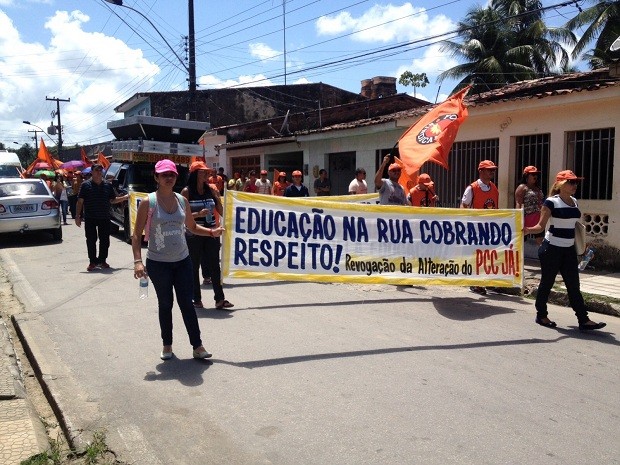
[524,170,606,331]
[181,162,234,311]
[132,159,224,361]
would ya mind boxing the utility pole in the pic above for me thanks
[188,0,196,119]
[46,96,70,160]
[27,129,40,151]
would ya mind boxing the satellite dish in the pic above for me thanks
[611,36,620,52]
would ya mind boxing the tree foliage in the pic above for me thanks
[398,71,430,97]
[438,0,573,95]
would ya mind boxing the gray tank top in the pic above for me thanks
[146,195,189,263]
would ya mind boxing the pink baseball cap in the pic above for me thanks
[155,159,178,174]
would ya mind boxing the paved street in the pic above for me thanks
[1,224,619,465]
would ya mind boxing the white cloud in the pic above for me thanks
[316,3,455,43]
[198,74,276,89]
[0,9,161,145]
[249,42,280,61]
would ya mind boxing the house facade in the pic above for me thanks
[214,68,620,249]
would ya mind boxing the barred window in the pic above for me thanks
[421,139,499,208]
[515,134,550,194]
[566,128,614,200]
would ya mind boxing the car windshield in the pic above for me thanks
[127,163,189,192]
[0,165,21,177]
[0,181,48,197]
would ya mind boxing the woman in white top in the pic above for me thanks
[132,159,225,360]
[524,170,606,331]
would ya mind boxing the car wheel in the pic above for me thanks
[123,213,131,244]
[51,226,63,241]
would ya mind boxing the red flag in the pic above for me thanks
[396,86,471,181]
[97,152,110,169]
[22,158,39,178]
[81,148,93,167]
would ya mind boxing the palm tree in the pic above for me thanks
[438,1,572,94]
[564,0,620,67]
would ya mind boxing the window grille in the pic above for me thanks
[566,128,614,200]
[422,139,500,208]
[515,134,550,194]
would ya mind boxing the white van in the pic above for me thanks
[0,150,24,178]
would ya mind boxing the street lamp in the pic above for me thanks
[22,121,56,151]
[103,0,196,95]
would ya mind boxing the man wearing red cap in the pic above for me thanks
[461,160,499,294]
[284,170,309,197]
[255,169,272,194]
[409,173,439,207]
[374,155,408,205]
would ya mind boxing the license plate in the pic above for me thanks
[12,204,36,213]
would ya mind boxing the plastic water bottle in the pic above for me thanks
[578,247,595,271]
[139,276,149,299]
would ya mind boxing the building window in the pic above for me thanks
[421,139,499,208]
[515,134,550,193]
[566,128,614,200]
[231,156,260,177]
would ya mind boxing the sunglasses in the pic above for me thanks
[159,172,177,178]
[566,179,579,185]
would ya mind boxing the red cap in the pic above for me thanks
[478,160,497,170]
[260,169,268,175]
[292,170,302,177]
[189,161,209,173]
[278,172,286,177]
[417,173,433,186]
[556,170,584,181]
[523,165,540,174]
[388,163,401,172]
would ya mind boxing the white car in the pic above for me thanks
[0,178,62,240]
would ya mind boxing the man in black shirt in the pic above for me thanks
[75,164,128,271]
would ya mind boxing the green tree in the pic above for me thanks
[14,144,36,166]
[438,1,572,94]
[564,0,620,68]
[398,71,430,98]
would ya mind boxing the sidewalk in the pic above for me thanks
[0,317,48,464]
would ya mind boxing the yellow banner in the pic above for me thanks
[222,191,524,287]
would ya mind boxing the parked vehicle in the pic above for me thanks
[0,150,24,178]
[0,178,62,240]
[106,161,189,243]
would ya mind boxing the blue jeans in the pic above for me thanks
[146,256,202,349]
[59,200,69,223]
[535,240,588,324]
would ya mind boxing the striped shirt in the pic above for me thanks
[544,195,581,247]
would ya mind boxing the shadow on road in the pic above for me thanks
[144,357,212,386]
[433,296,516,321]
[214,336,571,369]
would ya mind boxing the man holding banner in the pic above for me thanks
[374,155,409,206]
[461,160,499,294]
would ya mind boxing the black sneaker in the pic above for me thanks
[469,286,487,295]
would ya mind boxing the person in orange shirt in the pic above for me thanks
[461,160,499,294]
[209,170,224,195]
[272,172,289,196]
[408,173,439,207]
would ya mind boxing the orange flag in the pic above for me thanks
[37,139,55,167]
[81,148,93,167]
[396,86,471,182]
[97,152,110,169]
[22,158,39,178]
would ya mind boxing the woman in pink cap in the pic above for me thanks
[524,170,606,331]
[515,165,544,245]
[131,159,225,360]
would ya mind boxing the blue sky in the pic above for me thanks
[0,0,585,149]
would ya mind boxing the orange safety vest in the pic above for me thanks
[470,181,499,209]
[409,186,436,207]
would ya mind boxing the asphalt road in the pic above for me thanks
[1,224,619,465]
